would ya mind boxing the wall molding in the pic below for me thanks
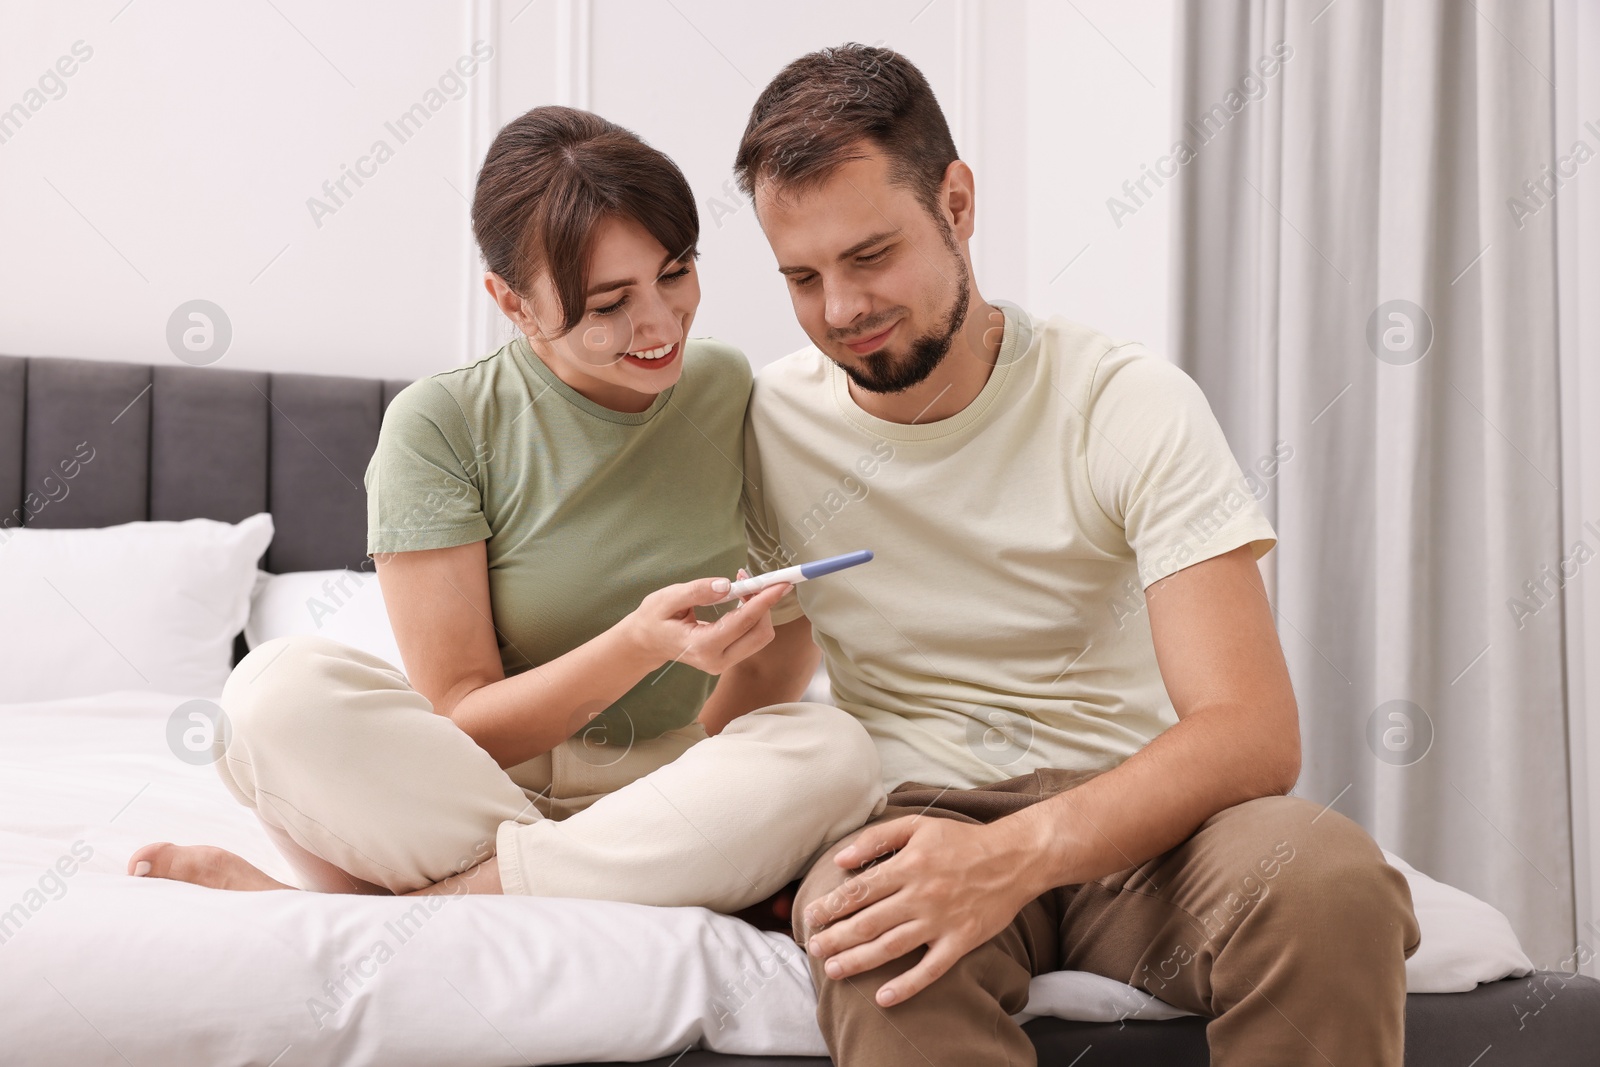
[460,0,592,364]
[555,0,592,109]
[462,0,501,365]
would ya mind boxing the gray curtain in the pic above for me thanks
[1171,0,1575,965]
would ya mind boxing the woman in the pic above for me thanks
[128,106,885,911]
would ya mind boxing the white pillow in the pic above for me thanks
[245,567,404,670]
[0,513,273,702]
[1382,848,1534,992]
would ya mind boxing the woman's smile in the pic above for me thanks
[622,340,680,369]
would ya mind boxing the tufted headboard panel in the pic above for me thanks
[0,354,414,573]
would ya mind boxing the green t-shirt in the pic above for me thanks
[364,332,752,743]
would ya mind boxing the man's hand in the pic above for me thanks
[800,813,1047,1007]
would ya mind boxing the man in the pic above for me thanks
[697,44,1421,1066]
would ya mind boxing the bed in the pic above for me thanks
[1,352,1596,1066]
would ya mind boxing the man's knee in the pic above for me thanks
[791,806,982,946]
[1212,795,1419,957]
[794,803,946,945]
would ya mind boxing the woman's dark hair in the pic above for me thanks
[472,106,698,337]
[733,44,957,219]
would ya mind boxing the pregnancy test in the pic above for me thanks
[716,550,874,604]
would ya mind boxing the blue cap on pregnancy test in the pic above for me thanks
[799,549,874,578]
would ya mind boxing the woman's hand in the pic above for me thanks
[624,568,793,676]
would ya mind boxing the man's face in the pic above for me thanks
[756,145,970,395]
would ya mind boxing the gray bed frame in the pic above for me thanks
[3,352,1597,1066]
[0,355,411,571]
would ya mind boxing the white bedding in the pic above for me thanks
[0,690,1533,1066]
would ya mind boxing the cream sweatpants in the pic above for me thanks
[214,634,887,912]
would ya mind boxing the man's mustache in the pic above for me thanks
[829,309,907,346]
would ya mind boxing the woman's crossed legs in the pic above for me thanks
[130,634,887,911]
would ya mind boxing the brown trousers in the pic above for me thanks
[792,769,1421,1067]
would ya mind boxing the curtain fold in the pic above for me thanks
[1172,0,1575,965]
[1553,0,1600,979]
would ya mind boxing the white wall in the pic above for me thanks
[0,1,473,379]
[0,0,1175,380]
[1020,0,1174,353]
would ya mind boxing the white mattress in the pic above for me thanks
[0,691,1532,1066]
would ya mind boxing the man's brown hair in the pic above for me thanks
[733,43,959,219]
[472,105,698,337]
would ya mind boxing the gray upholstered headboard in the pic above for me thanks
[0,355,414,573]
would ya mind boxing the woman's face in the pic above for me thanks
[508,214,700,413]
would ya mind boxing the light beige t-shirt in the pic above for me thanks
[742,302,1277,791]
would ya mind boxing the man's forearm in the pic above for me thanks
[1004,702,1300,899]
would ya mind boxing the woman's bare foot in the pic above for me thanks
[127,842,294,892]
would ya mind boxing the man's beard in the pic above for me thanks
[841,255,971,396]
